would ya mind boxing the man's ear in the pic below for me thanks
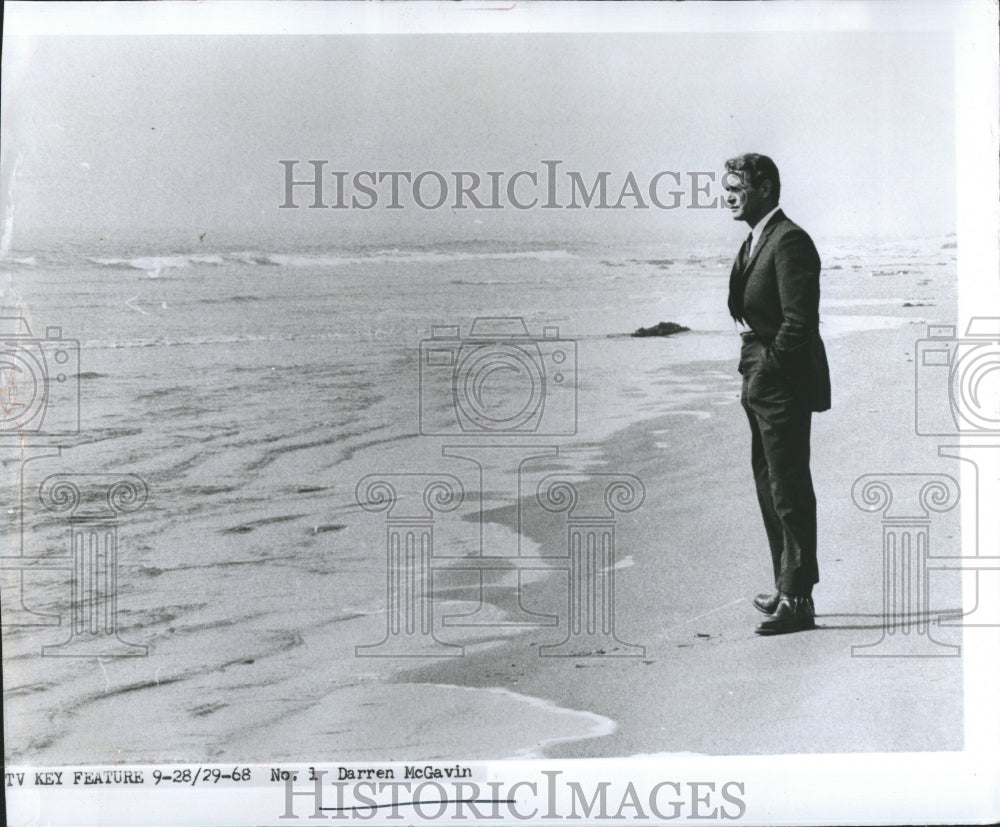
[759,178,774,200]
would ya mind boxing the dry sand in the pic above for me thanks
[3,248,967,767]
[395,320,965,758]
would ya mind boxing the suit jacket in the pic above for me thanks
[730,210,831,413]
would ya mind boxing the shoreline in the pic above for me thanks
[392,319,965,759]
[12,318,962,764]
[1,237,964,764]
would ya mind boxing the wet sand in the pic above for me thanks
[396,320,965,758]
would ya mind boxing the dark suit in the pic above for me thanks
[730,210,829,597]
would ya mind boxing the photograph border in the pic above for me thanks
[2,2,998,825]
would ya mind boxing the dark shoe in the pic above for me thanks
[752,591,780,615]
[755,595,816,636]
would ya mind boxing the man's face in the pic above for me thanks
[723,169,773,227]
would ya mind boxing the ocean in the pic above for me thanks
[0,232,956,762]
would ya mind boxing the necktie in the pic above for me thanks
[728,232,754,322]
[740,231,753,270]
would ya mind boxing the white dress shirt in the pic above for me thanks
[749,204,781,255]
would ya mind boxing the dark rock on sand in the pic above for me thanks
[631,321,690,337]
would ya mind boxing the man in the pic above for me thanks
[722,153,830,636]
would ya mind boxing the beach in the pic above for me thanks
[401,326,964,758]
[0,233,963,763]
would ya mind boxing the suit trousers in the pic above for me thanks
[739,336,819,596]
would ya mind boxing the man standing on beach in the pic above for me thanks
[722,153,830,636]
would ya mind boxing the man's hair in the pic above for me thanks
[725,153,781,202]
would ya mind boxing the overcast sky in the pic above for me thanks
[2,29,955,250]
